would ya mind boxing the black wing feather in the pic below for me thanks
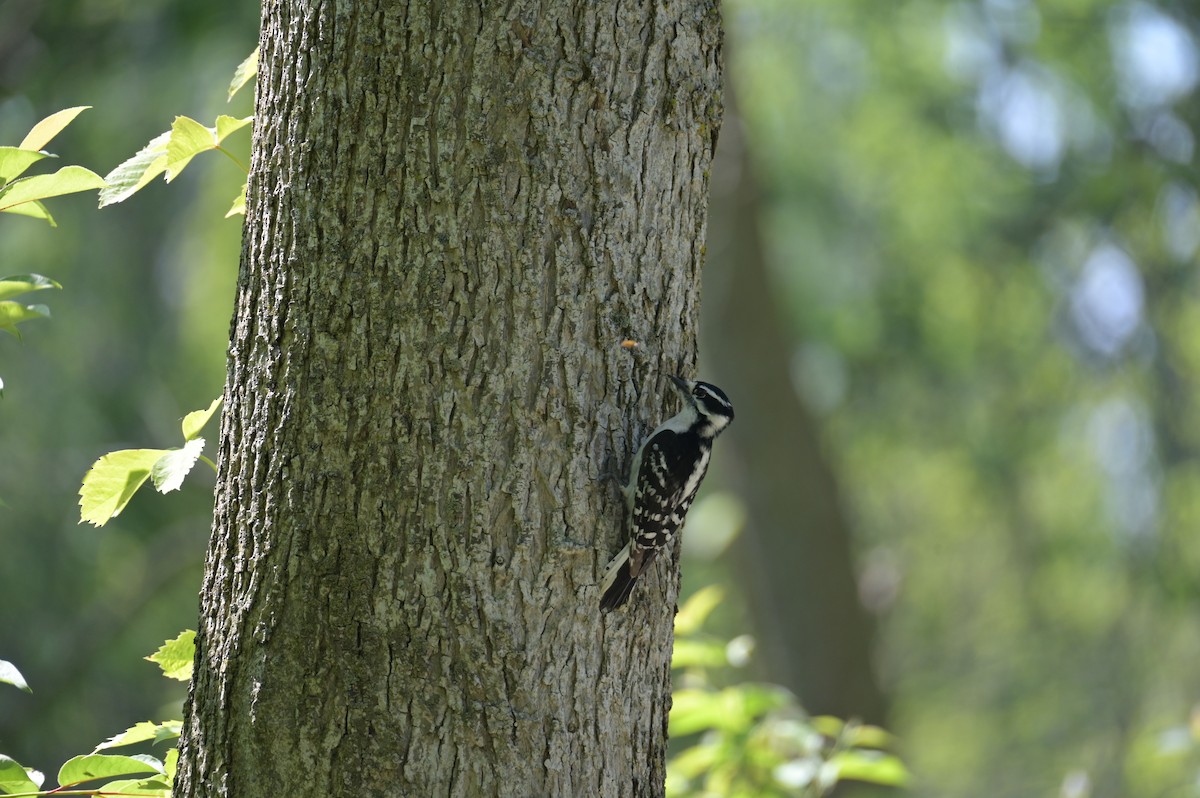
[630,430,706,563]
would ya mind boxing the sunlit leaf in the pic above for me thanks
[0,301,50,336]
[0,755,40,795]
[182,397,222,441]
[146,630,195,682]
[226,182,247,217]
[0,659,31,693]
[163,748,178,781]
[0,147,50,184]
[228,47,259,100]
[57,754,161,788]
[98,130,170,207]
[79,448,169,526]
[214,115,252,143]
[0,274,61,301]
[151,438,205,494]
[19,106,91,151]
[0,198,55,225]
[94,721,182,752]
[0,165,105,211]
[95,777,171,797]
[165,116,216,182]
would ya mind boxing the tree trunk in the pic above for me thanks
[705,112,888,725]
[175,2,722,797]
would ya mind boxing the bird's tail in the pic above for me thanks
[600,542,638,611]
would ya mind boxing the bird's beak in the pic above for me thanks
[669,375,690,394]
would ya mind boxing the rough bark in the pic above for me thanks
[175,1,722,797]
[704,112,888,725]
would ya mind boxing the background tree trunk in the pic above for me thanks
[174,1,722,796]
[705,111,888,725]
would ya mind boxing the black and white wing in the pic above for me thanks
[600,430,708,610]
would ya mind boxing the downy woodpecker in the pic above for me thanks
[600,375,734,611]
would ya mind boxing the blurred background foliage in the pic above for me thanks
[2,1,1200,797]
[0,0,256,773]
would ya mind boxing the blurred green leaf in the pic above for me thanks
[0,165,105,212]
[842,722,896,750]
[228,47,259,100]
[675,585,724,636]
[151,438,205,494]
[825,750,909,787]
[19,106,91,151]
[98,130,171,207]
[0,754,40,795]
[145,630,195,682]
[182,397,222,441]
[79,448,169,527]
[164,748,178,782]
[57,753,161,787]
[671,638,730,669]
[0,147,50,184]
[0,274,61,302]
[0,659,31,693]
[810,716,845,738]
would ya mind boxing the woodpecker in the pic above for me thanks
[600,375,734,611]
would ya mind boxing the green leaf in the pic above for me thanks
[825,751,909,787]
[214,115,252,143]
[151,438,205,493]
[165,116,216,182]
[163,747,178,782]
[0,659,31,693]
[0,147,50,184]
[79,448,169,527]
[0,302,50,337]
[57,753,160,788]
[226,182,248,217]
[228,47,259,100]
[182,397,222,441]
[671,638,730,669]
[146,630,195,682]
[0,198,55,226]
[667,739,722,780]
[94,721,182,752]
[842,722,896,750]
[670,689,736,736]
[0,754,40,795]
[98,130,170,207]
[0,165,106,212]
[0,274,61,302]
[19,106,91,151]
[675,585,725,636]
[96,777,171,797]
